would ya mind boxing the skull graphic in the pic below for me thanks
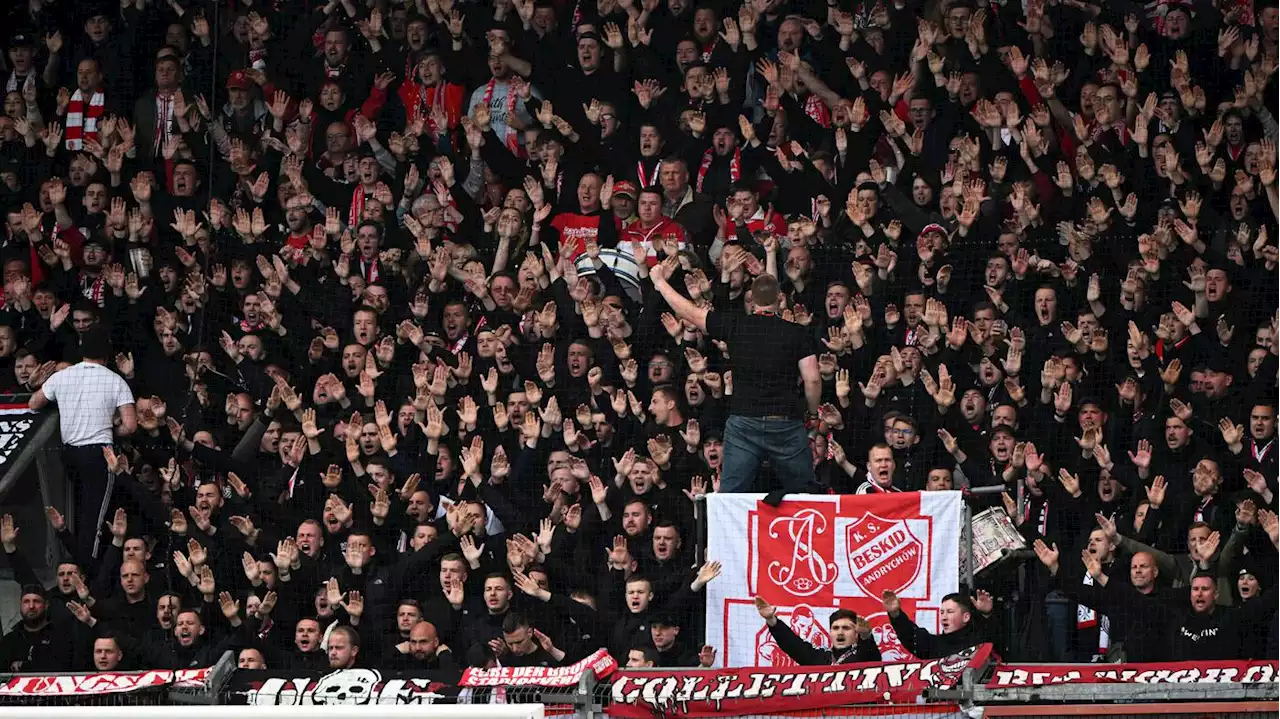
[310,669,380,704]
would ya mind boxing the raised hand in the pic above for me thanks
[753,595,777,624]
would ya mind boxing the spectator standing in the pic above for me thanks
[29,324,135,561]
[649,264,823,501]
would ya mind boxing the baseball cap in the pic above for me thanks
[226,70,252,90]
[20,583,46,600]
[82,235,111,251]
[10,32,35,48]
[613,180,638,200]
[990,423,1017,439]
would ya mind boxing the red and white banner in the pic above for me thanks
[460,648,618,687]
[987,659,1280,687]
[0,667,210,696]
[706,492,963,666]
[609,644,993,718]
[0,402,34,415]
[0,402,38,467]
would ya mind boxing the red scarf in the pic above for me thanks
[700,39,718,62]
[696,146,740,194]
[637,159,660,187]
[360,257,380,284]
[804,94,830,128]
[65,89,106,151]
[349,185,367,225]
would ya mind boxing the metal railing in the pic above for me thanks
[1,655,1275,717]
[0,651,234,707]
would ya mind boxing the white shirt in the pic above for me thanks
[42,362,134,446]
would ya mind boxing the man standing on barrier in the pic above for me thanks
[649,260,823,504]
[29,324,135,562]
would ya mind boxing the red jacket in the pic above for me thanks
[620,217,689,266]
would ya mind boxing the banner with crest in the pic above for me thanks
[705,492,962,667]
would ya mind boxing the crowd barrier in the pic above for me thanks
[0,645,1273,717]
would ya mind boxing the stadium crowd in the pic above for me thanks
[0,0,1277,678]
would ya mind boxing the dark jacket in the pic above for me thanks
[768,619,881,665]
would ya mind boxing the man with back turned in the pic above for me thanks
[29,324,136,562]
[648,262,823,504]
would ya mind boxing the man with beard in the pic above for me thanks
[131,607,234,669]
[0,584,69,671]
[754,597,880,665]
[389,620,457,671]
[1169,573,1276,660]
[281,190,319,250]
[1186,356,1243,428]
[1145,414,1206,501]
[327,625,362,669]
[467,37,540,156]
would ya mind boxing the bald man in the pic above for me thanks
[389,620,457,671]
[1036,541,1183,662]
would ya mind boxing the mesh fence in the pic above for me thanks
[980,711,1276,719]
[0,0,1276,698]
[600,704,964,719]
[0,684,173,706]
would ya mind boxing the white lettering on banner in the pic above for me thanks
[989,662,1278,687]
[245,672,455,705]
[844,513,928,599]
[766,509,838,597]
[708,493,962,667]
[0,668,208,696]
[0,418,34,465]
[611,654,970,712]
[460,647,617,687]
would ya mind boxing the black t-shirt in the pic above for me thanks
[705,310,818,420]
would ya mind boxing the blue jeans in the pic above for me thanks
[1044,590,1075,662]
[719,415,819,494]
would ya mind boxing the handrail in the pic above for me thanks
[0,398,58,502]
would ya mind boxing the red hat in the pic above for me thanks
[613,180,638,199]
[226,70,252,90]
